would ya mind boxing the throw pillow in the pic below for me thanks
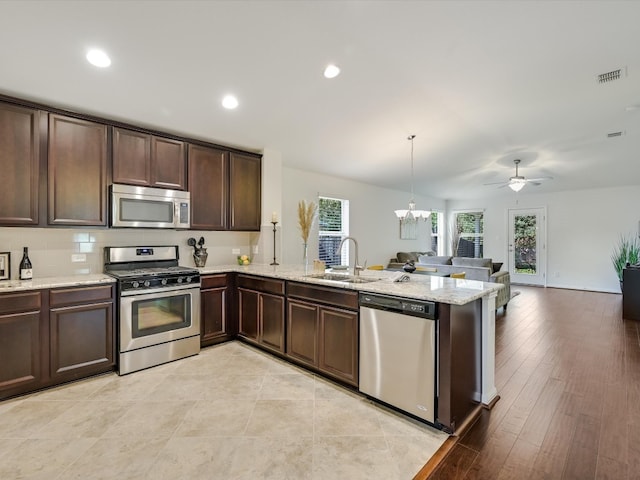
[419,255,453,265]
[452,257,492,268]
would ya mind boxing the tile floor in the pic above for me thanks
[0,341,447,479]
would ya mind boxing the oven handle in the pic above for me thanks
[120,283,201,297]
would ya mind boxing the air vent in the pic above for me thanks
[598,67,626,84]
[607,131,625,138]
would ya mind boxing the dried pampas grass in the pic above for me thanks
[297,200,317,244]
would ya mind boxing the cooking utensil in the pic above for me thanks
[187,238,196,247]
[198,237,205,247]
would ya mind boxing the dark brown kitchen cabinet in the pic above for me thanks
[49,284,115,382]
[113,127,186,190]
[201,274,234,346]
[287,282,358,386]
[0,102,46,226]
[237,275,285,354]
[229,152,261,231]
[188,144,228,230]
[188,144,262,231]
[48,114,108,226]
[0,291,46,400]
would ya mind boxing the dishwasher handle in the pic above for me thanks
[359,293,437,319]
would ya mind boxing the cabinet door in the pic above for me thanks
[49,301,114,381]
[0,102,44,225]
[229,152,261,231]
[48,114,108,225]
[151,136,185,190]
[260,293,285,353]
[319,306,358,386]
[0,311,43,398]
[238,288,259,340]
[201,286,227,344]
[287,299,318,366]
[188,144,228,230]
[112,127,151,186]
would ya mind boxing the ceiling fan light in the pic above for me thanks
[509,179,526,192]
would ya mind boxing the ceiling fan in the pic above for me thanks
[484,159,552,192]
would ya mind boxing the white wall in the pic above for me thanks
[281,166,445,267]
[447,185,640,293]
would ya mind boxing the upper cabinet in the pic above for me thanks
[187,144,262,231]
[0,102,45,226]
[188,144,228,230]
[48,114,108,226]
[229,152,261,231]
[113,127,186,190]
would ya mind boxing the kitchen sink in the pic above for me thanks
[306,273,381,284]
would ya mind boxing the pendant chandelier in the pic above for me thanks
[394,134,431,224]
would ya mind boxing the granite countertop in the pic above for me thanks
[198,264,502,305]
[0,265,501,305]
[0,274,116,293]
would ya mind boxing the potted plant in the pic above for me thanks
[611,233,640,291]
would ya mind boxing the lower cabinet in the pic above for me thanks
[0,290,46,400]
[0,284,116,401]
[237,275,285,354]
[287,282,359,386]
[201,274,234,346]
[49,285,115,382]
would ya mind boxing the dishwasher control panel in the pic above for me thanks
[359,293,437,319]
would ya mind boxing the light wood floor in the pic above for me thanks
[428,286,640,479]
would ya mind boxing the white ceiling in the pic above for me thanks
[1,0,639,200]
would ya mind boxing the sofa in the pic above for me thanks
[387,253,511,312]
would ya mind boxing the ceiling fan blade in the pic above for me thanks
[525,176,553,182]
[483,181,509,186]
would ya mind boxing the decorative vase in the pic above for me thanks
[302,243,309,271]
[193,248,208,267]
[403,261,416,273]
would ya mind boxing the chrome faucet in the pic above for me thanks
[336,236,363,276]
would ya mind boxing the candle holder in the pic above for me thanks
[270,221,279,265]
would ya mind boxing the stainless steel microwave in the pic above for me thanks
[110,184,191,229]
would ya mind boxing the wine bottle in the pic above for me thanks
[19,247,33,280]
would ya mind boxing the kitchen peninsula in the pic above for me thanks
[198,264,502,433]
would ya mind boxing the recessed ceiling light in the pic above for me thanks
[324,64,340,79]
[86,49,111,68]
[222,95,239,110]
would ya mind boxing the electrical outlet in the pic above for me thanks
[71,254,86,263]
[232,248,241,255]
[253,245,259,254]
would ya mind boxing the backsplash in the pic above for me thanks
[0,227,263,280]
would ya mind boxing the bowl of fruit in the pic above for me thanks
[237,254,251,266]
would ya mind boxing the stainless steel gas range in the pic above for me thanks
[104,246,201,375]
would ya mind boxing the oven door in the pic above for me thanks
[119,285,201,352]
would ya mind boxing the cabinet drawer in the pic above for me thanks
[50,284,114,308]
[287,282,358,310]
[201,274,228,289]
[0,291,42,315]
[236,275,284,295]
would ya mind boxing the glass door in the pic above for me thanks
[508,208,546,285]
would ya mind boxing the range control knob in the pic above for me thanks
[185,276,192,283]
[132,281,139,288]
[144,280,151,287]
[161,278,168,286]
[177,277,183,283]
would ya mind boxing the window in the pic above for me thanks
[430,211,444,255]
[318,196,349,266]
[452,211,484,258]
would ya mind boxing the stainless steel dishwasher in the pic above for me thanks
[359,292,437,424]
